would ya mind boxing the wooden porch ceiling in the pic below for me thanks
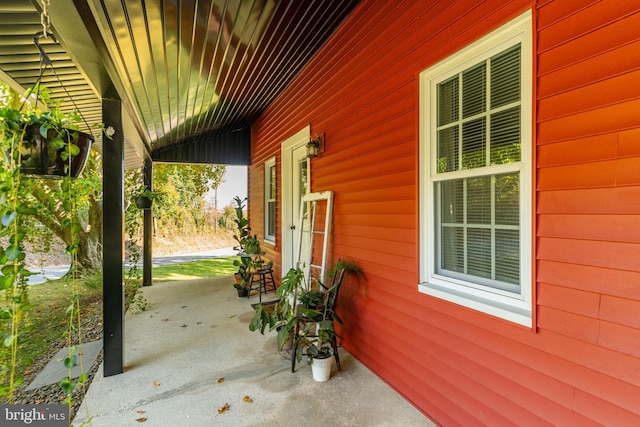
[0,0,359,168]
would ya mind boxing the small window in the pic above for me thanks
[264,157,276,243]
[419,11,532,326]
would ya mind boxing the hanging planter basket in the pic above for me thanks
[135,196,153,210]
[20,124,93,178]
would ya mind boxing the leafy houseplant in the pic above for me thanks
[233,256,251,296]
[0,99,101,179]
[231,196,253,295]
[132,185,163,210]
[249,267,306,350]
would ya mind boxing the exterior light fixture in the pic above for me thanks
[307,133,324,158]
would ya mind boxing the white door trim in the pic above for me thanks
[281,125,310,273]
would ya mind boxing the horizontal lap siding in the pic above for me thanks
[536,0,640,425]
[250,0,640,424]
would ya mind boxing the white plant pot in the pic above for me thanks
[311,356,333,382]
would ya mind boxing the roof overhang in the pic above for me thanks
[0,0,359,168]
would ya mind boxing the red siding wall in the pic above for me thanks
[250,0,640,425]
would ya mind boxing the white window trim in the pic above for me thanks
[418,11,533,327]
[264,156,276,244]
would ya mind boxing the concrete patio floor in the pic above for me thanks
[73,276,435,426]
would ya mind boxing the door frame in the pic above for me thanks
[281,125,310,273]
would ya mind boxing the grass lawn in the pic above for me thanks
[1,274,103,401]
[151,256,237,282]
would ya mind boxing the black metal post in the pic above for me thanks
[143,157,153,286]
[102,91,125,376]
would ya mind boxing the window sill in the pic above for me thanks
[263,238,276,246]
[419,281,531,327]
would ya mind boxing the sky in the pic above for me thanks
[207,165,248,210]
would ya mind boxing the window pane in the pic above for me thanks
[440,226,464,273]
[496,229,520,287]
[439,180,463,224]
[467,228,491,279]
[437,126,458,173]
[495,173,519,225]
[467,176,491,224]
[491,45,520,109]
[268,201,276,236]
[462,117,485,169]
[462,63,486,118]
[490,107,520,165]
[438,76,458,126]
[269,165,276,199]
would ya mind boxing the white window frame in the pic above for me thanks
[264,156,276,244]
[419,11,533,327]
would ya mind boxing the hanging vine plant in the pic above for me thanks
[0,24,112,417]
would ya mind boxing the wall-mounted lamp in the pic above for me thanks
[306,133,324,158]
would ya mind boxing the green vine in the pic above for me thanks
[124,171,148,313]
[59,157,88,414]
[0,116,37,402]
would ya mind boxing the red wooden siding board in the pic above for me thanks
[619,128,640,157]
[334,212,415,229]
[332,233,415,256]
[537,282,601,318]
[537,0,640,53]
[537,99,640,145]
[538,40,640,99]
[335,199,415,216]
[333,185,416,204]
[600,295,640,329]
[537,11,640,76]
[537,133,618,167]
[537,160,618,190]
[598,320,640,357]
[537,236,640,272]
[537,187,640,214]
[537,260,640,300]
[537,305,600,344]
[536,0,600,30]
[534,156,640,190]
[316,126,415,175]
[537,214,640,243]
[333,224,415,244]
[574,389,640,427]
[617,156,640,186]
[537,69,640,122]
[315,152,415,191]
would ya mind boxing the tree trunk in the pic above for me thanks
[27,182,104,274]
[75,198,103,273]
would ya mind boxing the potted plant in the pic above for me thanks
[293,280,342,381]
[249,267,306,349]
[231,196,253,296]
[0,101,96,178]
[233,256,251,297]
[133,185,162,209]
[232,196,250,253]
